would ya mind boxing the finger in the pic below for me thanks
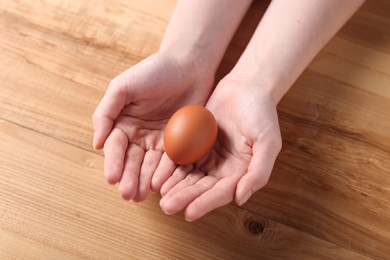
[235,139,282,206]
[92,76,130,150]
[103,128,128,185]
[118,143,145,200]
[133,150,162,202]
[160,175,217,215]
[150,153,177,193]
[184,175,240,222]
[160,164,193,196]
[162,170,204,199]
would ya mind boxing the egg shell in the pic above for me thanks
[164,105,217,165]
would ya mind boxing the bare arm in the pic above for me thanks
[157,0,367,220]
[231,0,365,102]
[160,0,253,75]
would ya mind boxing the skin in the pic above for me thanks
[92,0,252,201]
[157,76,282,221]
[93,0,365,219]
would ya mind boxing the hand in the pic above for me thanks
[155,75,282,221]
[92,52,214,202]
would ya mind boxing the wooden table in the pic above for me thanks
[1,0,389,259]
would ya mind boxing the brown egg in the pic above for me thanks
[164,105,217,165]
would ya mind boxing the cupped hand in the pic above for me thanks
[92,52,214,202]
[155,75,282,221]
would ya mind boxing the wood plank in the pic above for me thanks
[0,0,389,258]
[0,0,175,152]
[0,119,368,259]
[309,51,390,98]
[228,1,390,258]
[237,5,390,253]
[0,1,137,150]
[338,7,390,54]
[242,71,390,258]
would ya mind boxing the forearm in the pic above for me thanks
[231,0,365,103]
[159,0,253,74]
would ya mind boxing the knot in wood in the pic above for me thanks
[248,221,264,234]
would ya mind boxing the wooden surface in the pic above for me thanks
[0,0,389,259]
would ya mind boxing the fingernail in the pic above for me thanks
[239,191,252,207]
[185,216,195,222]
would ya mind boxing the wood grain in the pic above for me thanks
[0,0,389,259]
[0,119,368,259]
[238,1,390,258]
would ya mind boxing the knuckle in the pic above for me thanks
[267,133,282,154]
[256,176,269,189]
[91,111,99,122]
[108,74,126,91]
[274,136,283,152]
[108,75,121,88]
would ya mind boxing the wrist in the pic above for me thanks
[160,41,219,74]
[158,44,217,87]
[228,61,289,104]
[220,72,278,109]
[158,0,253,85]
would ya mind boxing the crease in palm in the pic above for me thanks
[94,53,214,202]
[157,80,282,221]
[94,54,281,221]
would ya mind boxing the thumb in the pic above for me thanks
[92,75,130,149]
[235,138,281,206]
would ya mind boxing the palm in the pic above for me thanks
[158,78,282,221]
[93,53,213,202]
